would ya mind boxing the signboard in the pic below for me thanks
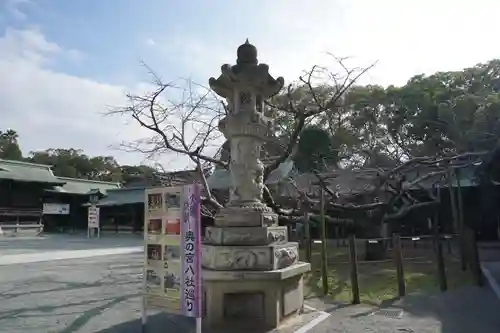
[88,205,100,228]
[87,205,100,240]
[142,184,202,324]
[43,203,70,215]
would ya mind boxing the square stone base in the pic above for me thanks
[202,262,311,330]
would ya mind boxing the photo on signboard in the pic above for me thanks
[147,193,163,211]
[164,271,181,291]
[147,244,162,261]
[146,269,161,287]
[147,219,162,234]
[164,245,181,260]
[165,218,181,235]
[165,192,181,209]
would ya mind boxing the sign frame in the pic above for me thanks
[87,204,100,239]
[141,184,202,332]
[43,203,70,215]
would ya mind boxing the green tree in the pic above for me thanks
[293,126,339,172]
[29,148,122,181]
[383,59,500,156]
[120,164,156,184]
[0,129,23,160]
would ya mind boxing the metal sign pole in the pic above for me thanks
[196,317,202,333]
[141,285,148,332]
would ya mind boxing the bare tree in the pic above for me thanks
[284,151,487,225]
[109,56,494,261]
[110,57,374,214]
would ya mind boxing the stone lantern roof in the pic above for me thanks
[208,40,285,99]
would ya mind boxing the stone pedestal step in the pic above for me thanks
[202,242,299,271]
[205,225,288,246]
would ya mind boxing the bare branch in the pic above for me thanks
[108,73,226,167]
[193,157,223,209]
[264,57,376,180]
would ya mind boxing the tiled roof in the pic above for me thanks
[51,177,121,195]
[207,159,295,189]
[279,164,479,199]
[123,169,209,188]
[95,187,145,207]
[95,168,211,207]
[0,158,63,184]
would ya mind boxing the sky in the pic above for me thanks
[1,0,500,171]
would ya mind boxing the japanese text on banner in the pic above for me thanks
[181,184,201,318]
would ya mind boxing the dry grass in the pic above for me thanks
[301,239,473,305]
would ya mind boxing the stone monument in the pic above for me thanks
[202,40,311,329]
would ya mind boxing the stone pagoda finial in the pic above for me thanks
[236,39,258,65]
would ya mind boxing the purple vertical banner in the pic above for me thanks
[180,184,201,318]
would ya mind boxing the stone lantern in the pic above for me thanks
[202,40,311,329]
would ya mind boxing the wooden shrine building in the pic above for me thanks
[92,169,210,234]
[42,177,120,232]
[0,158,121,234]
[0,158,63,232]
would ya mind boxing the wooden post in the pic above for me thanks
[455,168,467,271]
[348,234,360,304]
[304,209,312,263]
[432,186,447,291]
[392,233,406,297]
[320,188,329,296]
[447,168,460,235]
[465,227,483,287]
[336,225,340,248]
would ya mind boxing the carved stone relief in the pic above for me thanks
[205,226,288,246]
[224,232,257,244]
[229,136,264,204]
[201,245,215,268]
[274,247,299,269]
[203,243,299,271]
[267,229,287,243]
[219,248,270,270]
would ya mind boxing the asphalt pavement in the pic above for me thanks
[0,235,321,333]
[2,235,500,333]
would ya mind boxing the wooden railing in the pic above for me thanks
[0,207,42,217]
[0,223,43,236]
[0,207,43,236]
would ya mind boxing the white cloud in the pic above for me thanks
[0,28,171,167]
[3,0,500,173]
[161,0,500,87]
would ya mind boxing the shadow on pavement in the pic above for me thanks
[307,285,500,333]
[376,286,500,333]
[96,313,193,333]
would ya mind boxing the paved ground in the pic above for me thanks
[1,235,500,333]
[306,285,500,333]
[0,233,142,256]
[0,235,322,333]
